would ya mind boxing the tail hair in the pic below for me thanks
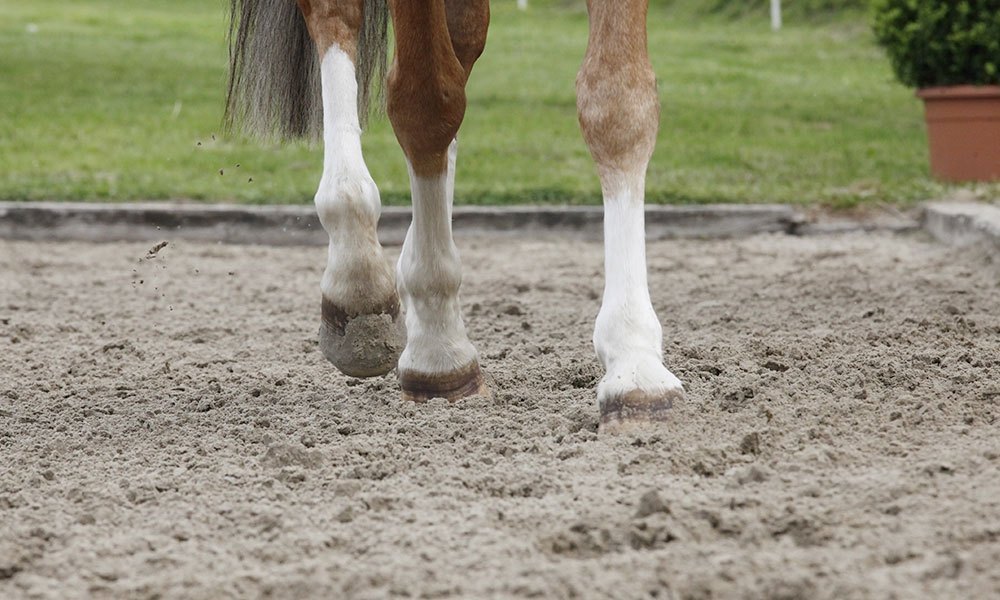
[224,0,389,140]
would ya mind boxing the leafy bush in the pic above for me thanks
[872,0,1000,88]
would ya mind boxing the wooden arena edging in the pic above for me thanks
[0,202,803,246]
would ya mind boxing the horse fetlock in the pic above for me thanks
[593,303,663,367]
[398,252,463,302]
[315,173,380,231]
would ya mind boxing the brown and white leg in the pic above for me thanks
[387,0,490,401]
[301,0,405,377]
[577,0,684,432]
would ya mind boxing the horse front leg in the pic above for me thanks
[386,0,490,401]
[577,0,685,432]
[301,0,405,377]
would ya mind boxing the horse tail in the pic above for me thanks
[224,0,389,140]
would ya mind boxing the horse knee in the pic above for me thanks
[576,60,659,176]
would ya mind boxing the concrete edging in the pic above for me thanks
[0,202,800,246]
[6,201,990,249]
[923,202,1000,254]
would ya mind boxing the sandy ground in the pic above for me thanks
[1,231,999,599]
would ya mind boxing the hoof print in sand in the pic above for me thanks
[260,443,323,469]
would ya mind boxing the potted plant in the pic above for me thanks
[872,0,1000,182]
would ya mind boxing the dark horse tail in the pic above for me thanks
[224,0,389,140]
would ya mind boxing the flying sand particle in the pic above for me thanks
[146,241,168,259]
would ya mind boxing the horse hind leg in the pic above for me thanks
[301,0,404,377]
[577,0,685,432]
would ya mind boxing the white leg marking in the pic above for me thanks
[396,140,478,374]
[315,45,394,311]
[594,171,683,402]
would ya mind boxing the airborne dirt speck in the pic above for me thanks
[1,232,999,598]
[145,241,168,259]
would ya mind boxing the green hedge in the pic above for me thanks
[872,0,1000,88]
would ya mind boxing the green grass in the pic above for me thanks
[0,0,991,206]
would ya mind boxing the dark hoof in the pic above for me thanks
[399,361,490,402]
[599,388,684,434]
[319,298,405,378]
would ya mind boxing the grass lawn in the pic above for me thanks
[0,0,989,206]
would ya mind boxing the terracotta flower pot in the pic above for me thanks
[917,85,1000,182]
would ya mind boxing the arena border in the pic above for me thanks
[923,202,1000,254]
[0,202,804,246]
[4,201,990,249]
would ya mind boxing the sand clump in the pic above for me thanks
[1,231,999,598]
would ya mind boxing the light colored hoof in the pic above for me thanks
[319,298,406,378]
[598,388,684,435]
[399,361,491,402]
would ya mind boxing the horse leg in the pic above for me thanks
[445,0,490,77]
[577,0,684,432]
[386,0,490,401]
[442,0,490,208]
[300,0,405,377]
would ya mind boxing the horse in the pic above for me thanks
[224,0,684,433]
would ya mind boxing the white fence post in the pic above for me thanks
[518,0,527,10]
[770,0,782,31]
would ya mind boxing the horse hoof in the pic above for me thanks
[598,388,684,434]
[319,300,405,378]
[399,361,490,402]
